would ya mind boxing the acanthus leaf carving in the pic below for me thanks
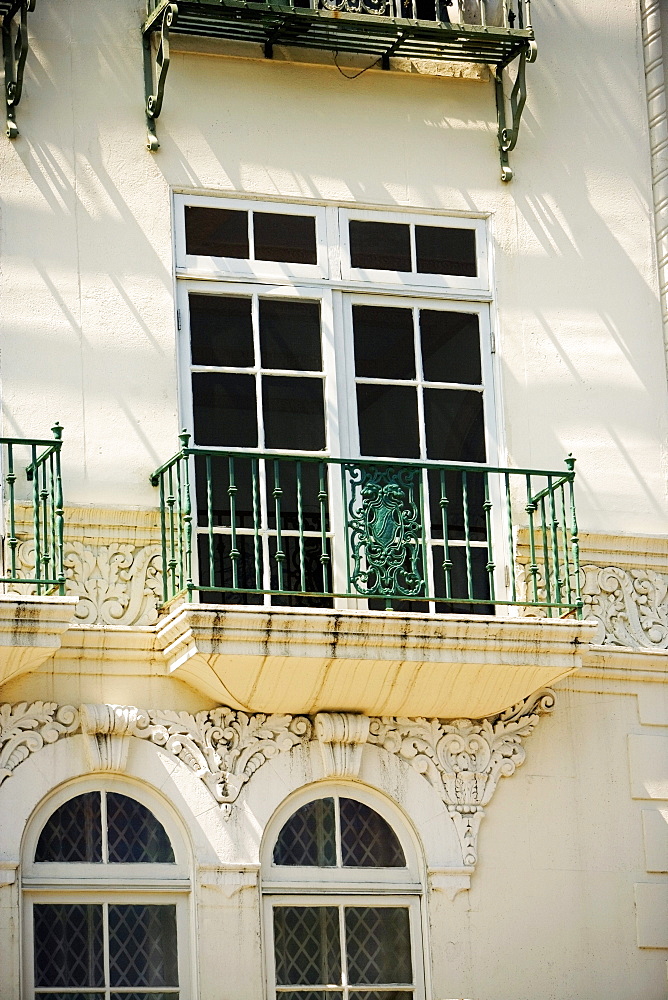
[0,702,79,785]
[581,564,668,649]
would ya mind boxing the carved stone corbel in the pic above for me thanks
[80,703,139,772]
[314,712,370,778]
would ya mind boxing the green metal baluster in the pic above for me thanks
[166,463,177,598]
[175,456,184,594]
[273,460,285,593]
[318,462,330,594]
[52,426,65,596]
[560,483,573,607]
[31,444,42,594]
[296,460,306,593]
[548,475,563,610]
[418,470,428,603]
[49,452,57,589]
[462,470,473,602]
[566,454,583,618]
[6,442,17,582]
[505,472,517,603]
[179,431,193,600]
[483,472,495,603]
[40,455,50,584]
[342,466,351,598]
[439,470,452,601]
[525,474,539,605]
[252,458,261,591]
[228,456,240,591]
[158,473,169,604]
[539,493,552,615]
[206,455,215,591]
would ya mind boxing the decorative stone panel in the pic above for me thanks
[0,690,556,870]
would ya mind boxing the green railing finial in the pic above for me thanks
[179,428,191,453]
[564,453,576,475]
[51,422,63,441]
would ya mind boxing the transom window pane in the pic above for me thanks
[34,792,175,864]
[34,903,178,995]
[273,905,413,995]
[273,796,405,868]
[184,205,317,265]
[349,219,477,278]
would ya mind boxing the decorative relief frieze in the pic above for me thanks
[62,542,163,627]
[580,565,668,650]
[0,694,555,868]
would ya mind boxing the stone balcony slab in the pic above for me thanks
[155,605,597,718]
[0,595,79,688]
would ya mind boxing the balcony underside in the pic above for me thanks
[157,605,596,718]
[167,1,531,64]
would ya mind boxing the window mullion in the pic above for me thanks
[100,791,108,864]
[339,903,348,1000]
[103,901,111,1000]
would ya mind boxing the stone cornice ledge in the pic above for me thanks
[0,596,79,687]
[155,605,596,718]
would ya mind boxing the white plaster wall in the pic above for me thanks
[0,0,666,532]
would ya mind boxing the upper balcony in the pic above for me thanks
[0,427,78,687]
[142,0,536,177]
[149,438,595,717]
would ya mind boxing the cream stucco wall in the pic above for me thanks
[0,0,666,534]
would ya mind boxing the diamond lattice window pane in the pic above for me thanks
[345,908,412,986]
[277,993,343,1000]
[110,994,179,1000]
[106,793,175,863]
[35,792,102,863]
[273,798,336,866]
[35,994,105,1000]
[34,904,104,987]
[274,906,341,986]
[340,799,406,868]
[350,993,413,999]
[108,904,178,987]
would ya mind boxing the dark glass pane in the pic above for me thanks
[277,994,342,1000]
[273,798,336,866]
[345,908,412,986]
[111,995,179,1000]
[34,904,104,987]
[433,543,492,614]
[189,295,254,368]
[35,995,105,1000]
[349,221,411,272]
[35,792,102,863]
[254,213,317,264]
[357,384,419,458]
[340,799,405,868]
[260,299,322,371]
[352,306,415,380]
[195,452,259,530]
[274,906,341,986]
[420,311,481,385]
[262,376,325,451]
[427,467,487,542]
[415,225,476,277]
[197,532,264,605]
[185,206,249,258]
[268,535,333,608]
[109,905,178,988]
[423,388,485,463]
[351,993,413,999]
[106,793,175,864]
[192,372,257,448]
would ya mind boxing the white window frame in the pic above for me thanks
[21,779,194,1000]
[261,785,426,1000]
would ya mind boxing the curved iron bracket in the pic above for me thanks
[143,1,178,151]
[3,0,34,139]
[495,40,536,182]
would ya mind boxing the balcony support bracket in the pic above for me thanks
[495,40,536,182]
[2,0,34,139]
[143,0,178,152]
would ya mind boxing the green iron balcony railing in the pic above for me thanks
[150,433,583,617]
[142,0,536,179]
[1,425,66,596]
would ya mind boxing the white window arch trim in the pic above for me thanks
[261,782,428,1000]
[21,775,195,1000]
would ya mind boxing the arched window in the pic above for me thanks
[23,783,191,1000]
[263,788,424,1000]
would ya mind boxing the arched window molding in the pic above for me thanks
[261,783,428,1000]
[21,776,195,1000]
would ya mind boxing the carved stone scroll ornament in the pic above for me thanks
[580,565,668,649]
[0,694,554,867]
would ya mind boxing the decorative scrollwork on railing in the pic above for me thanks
[320,0,392,15]
[2,0,34,139]
[346,464,424,599]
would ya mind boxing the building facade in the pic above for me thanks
[0,0,667,996]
